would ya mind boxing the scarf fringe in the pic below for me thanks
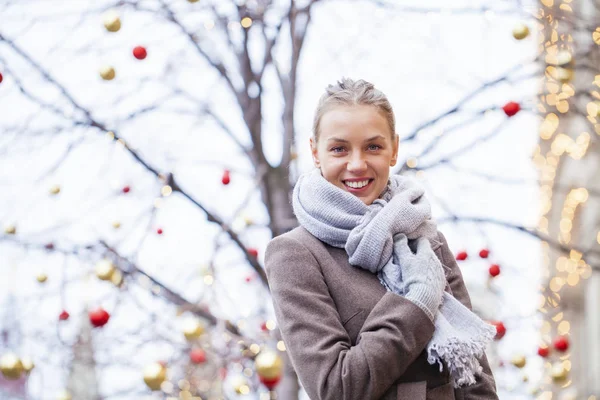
[427,323,496,388]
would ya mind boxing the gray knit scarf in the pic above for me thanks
[292,168,495,388]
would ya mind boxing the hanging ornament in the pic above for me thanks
[59,310,70,321]
[143,362,167,390]
[89,307,110,327]
[0,72,3,84]
[99,66,116,80]
[245,274,254,283]
[133,46,147,60]
[261,321,269,331]
[489,264,501,277]
[45,242,55,250]
[56,391,73,400]
[551,362,568,382]
[111,221,121,229]
[49,184,61,195]
[95,259,116,281]
[510,355,526,368]
[0,354,24,380]
[221,169,231,185]
[255,349,283,383]
[553,336,569,352]
[103,13,121,32]
[156,228,163,235]
[183,318,205,340]
[21,356,34,374]
[512,23,530,40]
[4,224,16,235]
[456,251,468,261]
[122,185,131,194]
[36,272,48,283]
[502,102,521,117]
[187,0,200,2]
[479,249,489,258]
[491,321,506,340]
[190,348,206,364]
[537,345,549,358]
[248,248,258,258]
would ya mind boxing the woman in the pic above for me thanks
[265,78,498,400]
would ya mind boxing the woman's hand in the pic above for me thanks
[394,233,446,322]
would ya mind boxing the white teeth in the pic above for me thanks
[345,180,370,189]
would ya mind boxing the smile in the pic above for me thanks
[342,179,374,192]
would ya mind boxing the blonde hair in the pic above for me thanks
[312,78,396,142]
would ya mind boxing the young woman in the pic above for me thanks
[265,78,498,400]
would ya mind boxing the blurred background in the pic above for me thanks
[0,0,599,399]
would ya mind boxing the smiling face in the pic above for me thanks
[311,105,399,205]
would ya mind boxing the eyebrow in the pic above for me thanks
[326,135,386,143]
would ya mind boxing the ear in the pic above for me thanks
[310,137,320,168]
[390,134,399,166]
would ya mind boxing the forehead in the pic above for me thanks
[319,105,390,139]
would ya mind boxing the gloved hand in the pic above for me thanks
[394,233,446,322]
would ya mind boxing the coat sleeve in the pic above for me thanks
[265,234,435,400]
[437,231,499,400]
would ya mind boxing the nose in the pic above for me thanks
[347,152,367,173]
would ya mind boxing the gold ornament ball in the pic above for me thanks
[112,220,121,229]
[0,354,24,380]
[255,349,283,380]
[103,14,121,32]
[4,224,16,235]
[99,66,116,81]
[510,355,526,369]
[110,269,123,286]
[551,362,568,382]
[49,185,61,195]
[143,362,167,391]
[187,0,200,3]
[21,356,34,373]
[36,273,48,283]
[56,390,72,400]
[512,23,530,40]
[95,259,116,281]
[183,318,205,340]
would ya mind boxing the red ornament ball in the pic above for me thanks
[133,46,147,60]
[0,72,3,84]
[491,321,506,340]
[456,251,468,261]
[190,349,206,364]
[502,102,521,117]
[245,275,253,283]
[89,307,110,327]
[156,228,163,235]
[553,336,569,352]
[479,249,490,258]
[261,321,269,331]
[221,170,231,185]
[248,248,258,258]
[59,310,70,321]
[45,242,55,250]
[259,375,281,390]
[489,264,501,277]
[537,346,550,358]
[122,185,130,194]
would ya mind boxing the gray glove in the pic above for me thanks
[394,233,446,322]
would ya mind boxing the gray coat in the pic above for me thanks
[265,226,498,400]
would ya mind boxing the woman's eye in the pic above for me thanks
[331,146,346,153]
[368,144,382,151]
